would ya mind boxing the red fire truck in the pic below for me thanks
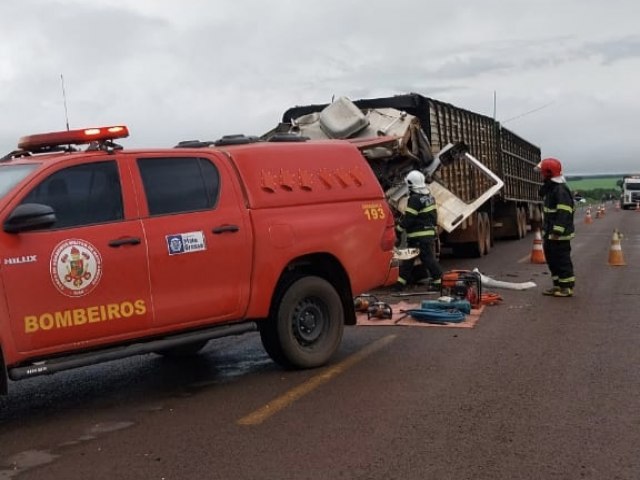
[0,125,397,394]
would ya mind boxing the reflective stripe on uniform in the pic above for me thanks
[557,204,574,213]
[407,230,436,238]
[546,232,575,240]
[419,205,437,214]
[404,207,419,215]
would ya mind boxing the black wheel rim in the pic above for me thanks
[291,297,327,346]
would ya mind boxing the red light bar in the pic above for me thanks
[18,125,129,151]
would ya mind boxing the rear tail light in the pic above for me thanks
[381,204,397,251]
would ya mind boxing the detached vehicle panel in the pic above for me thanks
[0,126,397,394]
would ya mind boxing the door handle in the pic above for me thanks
[109,236,142,247]
[212,224,239,234]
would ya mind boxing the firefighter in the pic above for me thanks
[394,170,443,291]
[536,157,576,297]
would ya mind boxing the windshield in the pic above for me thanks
[624,181,640,191]
[0,164,39,199]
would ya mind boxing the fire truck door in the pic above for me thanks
[132,154,252,328]
[1,160,153,354]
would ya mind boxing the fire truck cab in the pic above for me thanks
[0,126,397,395]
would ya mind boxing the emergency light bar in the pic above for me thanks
[18,125,129,151]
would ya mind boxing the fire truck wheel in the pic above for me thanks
[260,276,344,369]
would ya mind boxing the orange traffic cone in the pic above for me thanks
[615,201,620,211]
[607,230,626,266]
[584,207,593,224]
[636,202,640,212]
[530,229,546,264]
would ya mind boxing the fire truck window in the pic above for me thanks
[137,157,220,216]
[0,164,39,198]
[21,161,124,229]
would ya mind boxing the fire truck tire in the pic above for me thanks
[260,276,344,369]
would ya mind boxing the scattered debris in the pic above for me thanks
[473,268,536,290]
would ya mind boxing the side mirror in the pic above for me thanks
[3,203,57,233]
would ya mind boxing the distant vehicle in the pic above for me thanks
[0,125,397,395]
[618,175,640,209]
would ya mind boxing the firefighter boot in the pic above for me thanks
[542,286,561,296]
[553,287,573,297]
[428,278,442,292]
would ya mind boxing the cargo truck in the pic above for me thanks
[618,175,640,209]
[268,93,543,257]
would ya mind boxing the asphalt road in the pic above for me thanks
[1,204,639,479]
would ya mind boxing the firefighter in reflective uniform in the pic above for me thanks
[394,170,443,291]
[536,157,576,297]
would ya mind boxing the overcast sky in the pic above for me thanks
[1,0,638,175]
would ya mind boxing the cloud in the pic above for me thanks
[586,36,640,65]
[1,0,639,174]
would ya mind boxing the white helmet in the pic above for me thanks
[405,170,430,194]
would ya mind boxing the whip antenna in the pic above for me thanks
[60,74,70,131]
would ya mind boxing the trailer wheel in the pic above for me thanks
[531,205,543,228]
[481,212,492,255]
[516,207,527,240]
[260,276,344,369]
[465,213,486,258]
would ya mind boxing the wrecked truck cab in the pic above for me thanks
[264,96,504,236]
[269,94,544,258]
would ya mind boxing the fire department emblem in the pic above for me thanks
[50,239,103,297]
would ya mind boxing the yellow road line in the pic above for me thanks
[517,254,530,264]
[237,334,397,426]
